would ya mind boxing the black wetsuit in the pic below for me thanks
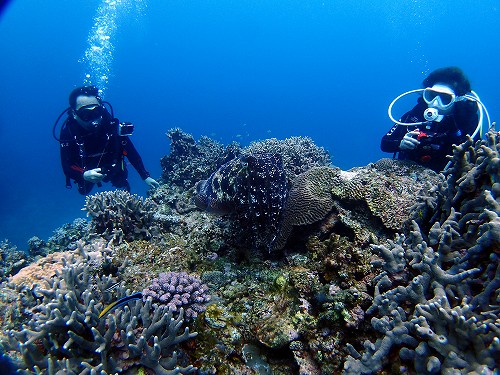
[381,97,478,172]
[59,111,150,195]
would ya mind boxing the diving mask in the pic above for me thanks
[423,84,456,111]
[75,104,104,122]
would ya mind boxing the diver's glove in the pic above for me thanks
[399,131,421,150]
[83,168,105,183]
[145,177,160,189]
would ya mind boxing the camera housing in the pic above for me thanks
[118,122,134,136]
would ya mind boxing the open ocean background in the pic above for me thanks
[0,0,498,249]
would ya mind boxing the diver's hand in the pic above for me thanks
[83,168,105,183]
[145,177,160,189]
[399,131,421,150]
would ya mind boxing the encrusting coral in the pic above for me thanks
[274,159,442,250]
[4,240,198,375]
[344,128,500,374]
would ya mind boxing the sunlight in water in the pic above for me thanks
[81,0,146,97]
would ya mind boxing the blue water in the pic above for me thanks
[0,0,498,248]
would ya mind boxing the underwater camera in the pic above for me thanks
[118,122,134,136]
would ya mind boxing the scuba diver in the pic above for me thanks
[382,66,491,172]
[54,86,160,195]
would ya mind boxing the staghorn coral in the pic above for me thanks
[84,190,159,243]
[344,128,500,374]
[5,128,500,374]
[4,240,197,375]
[142,271,211,322]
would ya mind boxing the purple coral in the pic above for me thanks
[142,271,211,321]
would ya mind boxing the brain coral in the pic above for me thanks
[274,159,442,250]
[273,166,341,250]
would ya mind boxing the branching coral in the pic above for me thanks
[84,190,159,243]
[344,128,500,374]
[245,136,331,184]
[142,271,211,322]
[0,240,32,281]
[160,128,241,189]
[4,241,197,374]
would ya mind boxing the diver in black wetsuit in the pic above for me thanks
[381,67,487,172]
[55,86,159,195]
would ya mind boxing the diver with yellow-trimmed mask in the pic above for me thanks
[381,66,491,172]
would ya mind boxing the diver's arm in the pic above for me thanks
[455,100,480,139]
[381,104,424,153]
[381,124,404,152]
[122,138,150,180]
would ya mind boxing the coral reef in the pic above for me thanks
[160,129,331,191]
[4,240,198,375]
[344,129,500,374]
[142,271,211,322]
[245,136,331,184]
[47,218,90,251]
[84,190,160,243]
[2,127,500,375]
[274,159,442,250]
[0,240,32,282]
[160,128,241,189]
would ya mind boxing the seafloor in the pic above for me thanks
[0,127,499,374]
